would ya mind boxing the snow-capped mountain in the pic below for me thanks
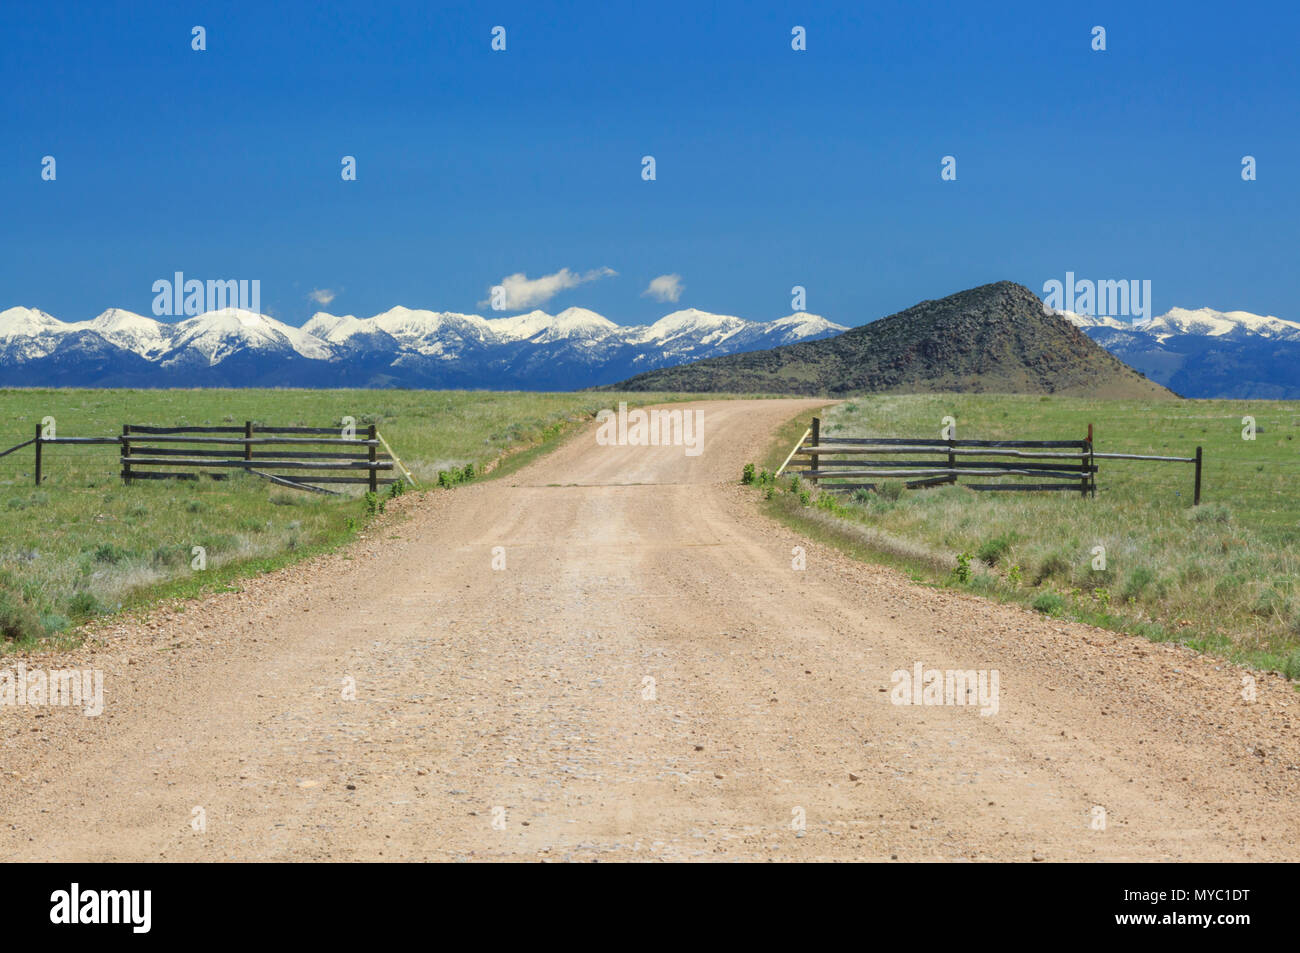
[1059,306,1300,398]
[0,304,848,390]
[72,308,177,359]
[0,307,69,361]
[163,309,333,365]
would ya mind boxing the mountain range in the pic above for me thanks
[614,282,1174,399]
[0,305,846,390]
[0,291,1294,397]
[1063,308,1300,399]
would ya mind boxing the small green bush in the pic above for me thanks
[741,463,756,485]
[976,534,1014,567]
[151,545,189,568]
[877,480,904,501]
[1032,592,1064,615]
[1282,649,1300,681]
[67,591,102,618]
[1033,552,1071,586]
[0,586,45,641]
[91,543,129,565]
[1122,567,1156,601]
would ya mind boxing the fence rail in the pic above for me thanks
[121,423,393,493]
[3,422,412,494]
[776,417,1204,503]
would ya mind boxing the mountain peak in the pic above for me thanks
[615,281,1173,398]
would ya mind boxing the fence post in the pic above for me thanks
[1080,426,1091,499]
[809,417,820,487]
[368,424,378,493]
[244,421,254,463]
[33,424,42,486]
[947,430,956,485]
[121,424,132,484]
[1087,424,1095,498]
[1193,446,1202,506]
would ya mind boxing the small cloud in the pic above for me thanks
[642,273,683,303]
[308,288,337,306]
[480,267,616,311]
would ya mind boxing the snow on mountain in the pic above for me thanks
[636,308,749,347]
[1060,304,1300,399]
[365,307,497,356]
[1057,305,1300,340]
[1145,307,1300,342]
[74,309,176,359]
[1055,309,1133,331]
[0,301,848,388]
[163,309,332,365]
[764,313,844,337]
[488,306,618,344]
[301,312,370,343]
[0,306,65,340]
[0,307,76,362]
[0,307,67,361]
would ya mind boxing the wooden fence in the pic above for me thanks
[777,417,1204,503]
[5,422,415,495]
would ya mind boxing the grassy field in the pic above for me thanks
[754,393,1300,676]
[0,388,684,649]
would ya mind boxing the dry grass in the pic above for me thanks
[752,393,1300,675]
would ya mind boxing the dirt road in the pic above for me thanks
[3,398,1298,861]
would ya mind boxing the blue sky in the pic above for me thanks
[2,0,1297,327]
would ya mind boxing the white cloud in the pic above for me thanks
[307,288,337,306]
[481,267,616,310]
[642,273,684,303]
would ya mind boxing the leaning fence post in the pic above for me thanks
[33,423,42,486]
[121,424,132,484]
[368,424,378,493]
[1193,446,1202,506]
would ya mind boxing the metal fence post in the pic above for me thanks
[33,423,42,486]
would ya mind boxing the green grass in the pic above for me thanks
[0,388,687,650]
[750,393,1300,675]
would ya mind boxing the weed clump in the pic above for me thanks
[1032,592,1064,615]
[976,533,1014,567]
